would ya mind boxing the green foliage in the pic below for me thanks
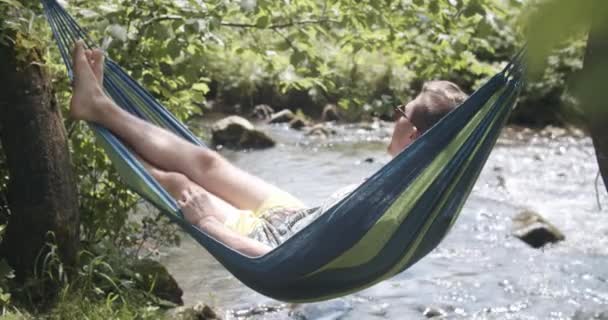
[66,0,216,118]
[9,237,172,319]
[48,292,163,320]
[524,0,597,77]
[515,38,587,126]
[524,0,608,125]
[0,1,179,315]
[61,0,522,118]
[0,0,599,315]
[46,241,174,319]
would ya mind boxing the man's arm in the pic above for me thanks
[199,218,272,257]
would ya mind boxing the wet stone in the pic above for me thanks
[306,123,337,138]
[132,258,183,305]
[512,210,565,248]
[231,304,287,318]
[292,300,351,320]
[423,306,447,318]
[269,109,295,124]
[211,116,275,149]
[570,127,586,139]
[573,309,608,320]
[540,125,568,139]
[321,103,341,122]
[251,104,275,120]
[289,117,309,130]
[358,120,382,131]
[168,302,220,320]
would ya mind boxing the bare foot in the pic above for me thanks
[85,48,105,85]
[69,40,108,122]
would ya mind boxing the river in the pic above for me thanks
[161,120,608,319]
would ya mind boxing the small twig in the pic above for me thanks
[220,18,338,30]
[272,28,299,53]
[595,170,603,211]
[321,0,329,17]
[126,14,184,58]
[124,2,140,44]
[140,14,184,29]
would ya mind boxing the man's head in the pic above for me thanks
[387,80,468,157]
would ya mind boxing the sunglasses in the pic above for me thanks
[395,104,409,120]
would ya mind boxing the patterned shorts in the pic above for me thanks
[223,184,357,248]
[222,191,320,247]
[248,206,321,248]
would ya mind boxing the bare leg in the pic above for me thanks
[69,41,291,211]
[139,159,249,225]
[180,190,272,257]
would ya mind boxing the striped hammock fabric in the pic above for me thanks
[42,0,524,302]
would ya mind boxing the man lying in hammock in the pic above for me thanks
[70,41,467,257]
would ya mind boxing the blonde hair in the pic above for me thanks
[406,80,468,133]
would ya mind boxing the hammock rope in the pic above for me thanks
[42,0,524,302]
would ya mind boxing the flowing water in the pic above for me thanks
[161,120,608,319]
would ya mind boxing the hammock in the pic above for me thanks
[42,0,524,303]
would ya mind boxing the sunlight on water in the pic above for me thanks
[161,122,608,319]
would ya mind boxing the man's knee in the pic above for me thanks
[167,172,191,187]
[193,148,226,172]
[153,171,191,196]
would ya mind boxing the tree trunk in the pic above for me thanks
[0,40,80,284]
[581,2,608,193]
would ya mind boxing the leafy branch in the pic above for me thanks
[219,18,340,30]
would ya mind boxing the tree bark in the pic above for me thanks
[0,40,80,283]
[582,2,608,193]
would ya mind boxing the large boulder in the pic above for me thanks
[512,210,565,248]
[211,116,275,149]
[132,259,183,305]
[269,109,295,124]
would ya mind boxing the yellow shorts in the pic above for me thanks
[223,191,305,236]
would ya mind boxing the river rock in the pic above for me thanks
[231,304,284,318]
[168,302,220,320]
[289,117,309,130]
[422,306,447,318]
[512,210,565,248]
[573,309,608,320]
[306,123,337,138]
[269,109,295,124]
[251,104,274,120]
[321,104,341,122]
[540,125,568,139]
[569,127,586,139]
[211,116,275,149]
[358,120,382,131]
[132,258,183,305]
